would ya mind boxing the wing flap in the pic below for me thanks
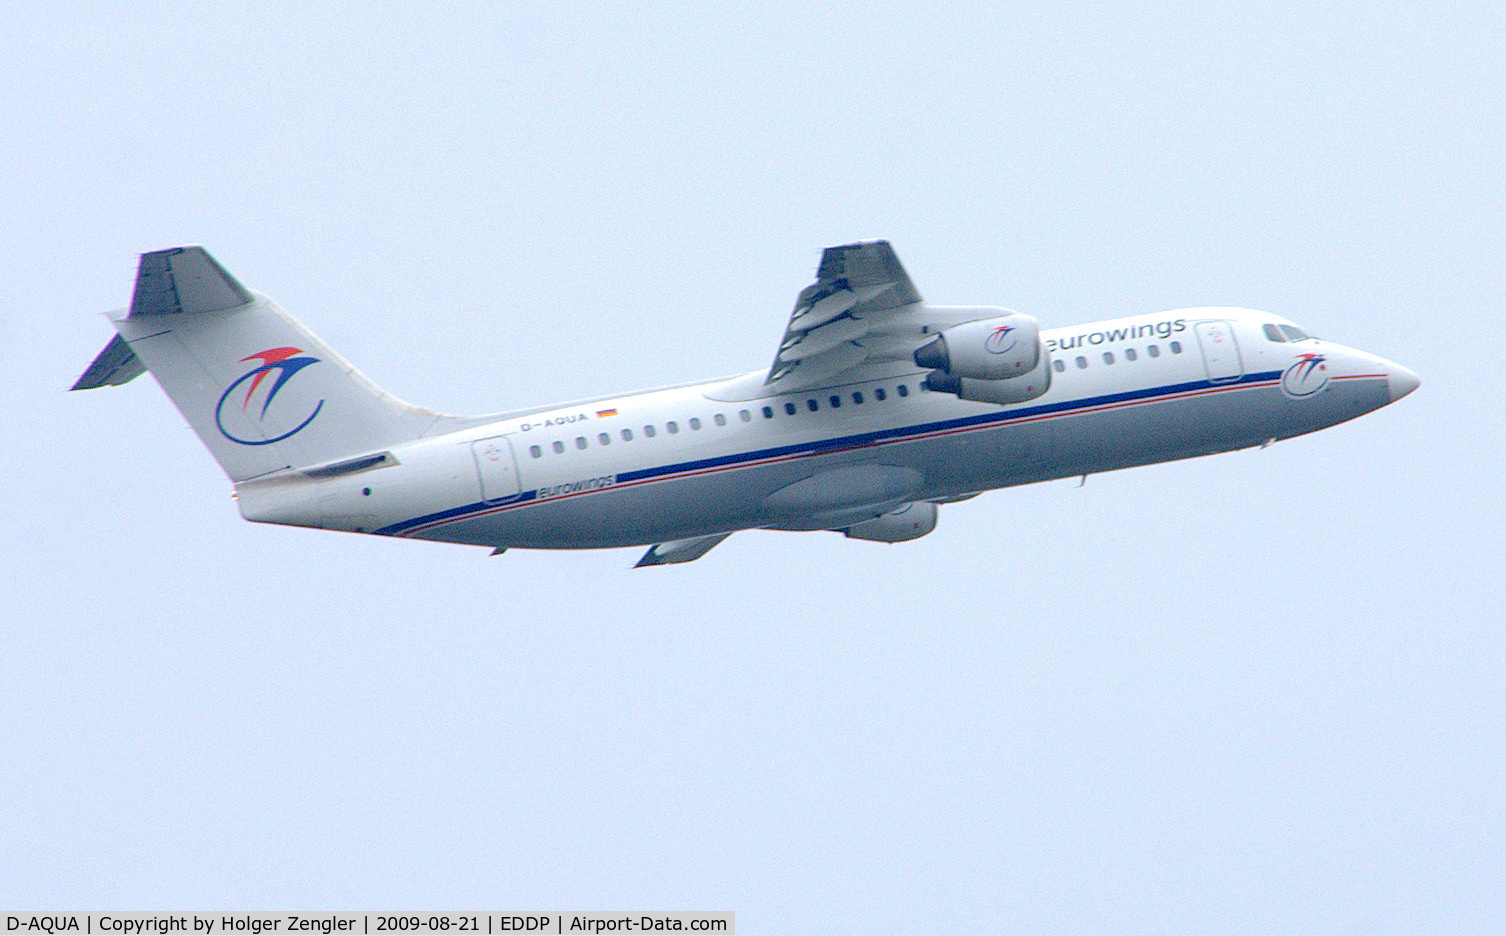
[769,343,868,386]
[790,283,892,332]
[762,240,926,390]
[777,316,870,362]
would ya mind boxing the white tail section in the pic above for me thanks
[77,247,451,481]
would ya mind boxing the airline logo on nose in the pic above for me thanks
[1281,353,1330,397]
[215,347,325,445]
[984,325,1018,354]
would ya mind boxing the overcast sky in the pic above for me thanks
[2,2,1502,932]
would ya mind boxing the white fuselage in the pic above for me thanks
[234,308,1413,551]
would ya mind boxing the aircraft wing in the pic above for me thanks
[761,240,928,393]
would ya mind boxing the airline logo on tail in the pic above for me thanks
[215,347,325,445]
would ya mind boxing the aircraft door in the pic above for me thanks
[1195,320,1243,383]
[472,436,521,502]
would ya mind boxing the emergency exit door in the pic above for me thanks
[471,436,521,502]
[1194,321,1244,383]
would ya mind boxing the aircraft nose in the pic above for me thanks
[1388,364,1420,402]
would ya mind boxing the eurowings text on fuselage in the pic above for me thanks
[73,242,1419,566]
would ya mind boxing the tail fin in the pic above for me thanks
[73,247,448,481]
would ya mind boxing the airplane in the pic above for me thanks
[73,241,1419,566]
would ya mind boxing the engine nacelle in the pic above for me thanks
[923,361,1051,404]
[913,313,1041,380]
[842,501,938,543]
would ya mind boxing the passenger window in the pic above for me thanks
[1263,324,1287,342]
[598,432,611,445]
[785,402,797,415]
[529,445,542,458]
[621,428,633,441]
[874,387,887,401]
[1170,341,1182,353]
[1148,345,1160,358]
[714,413,726,426]
[807,399,819,412]
[852,391,864,405]
[1053,359,1065,372]
[667,421,679,434]
[1103,352,1115,364]
[739,409,752,422]
[1125,347,1137,361]
[1076,356,1088,369]
[764,406,776,419]
[574,436,588,450]
[644,425,656,438]
[689,417,702,430]
[829,395,841,408]
[896,384,909,397]
[552,441,565,454]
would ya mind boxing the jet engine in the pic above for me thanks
[914,313,1051,404]
[842,501,938,543]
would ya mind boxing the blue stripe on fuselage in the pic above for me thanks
[376,371,1283,536]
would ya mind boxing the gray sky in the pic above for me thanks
[2,1,1502,931]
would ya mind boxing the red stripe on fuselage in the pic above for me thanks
[395,375,1320,537]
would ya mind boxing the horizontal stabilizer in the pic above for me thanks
[634,533,732,567]
[71,333,144,390]
[131,246,254,316]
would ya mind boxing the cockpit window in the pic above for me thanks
[1280,325,1313,341]
[1263,324,1286,342]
